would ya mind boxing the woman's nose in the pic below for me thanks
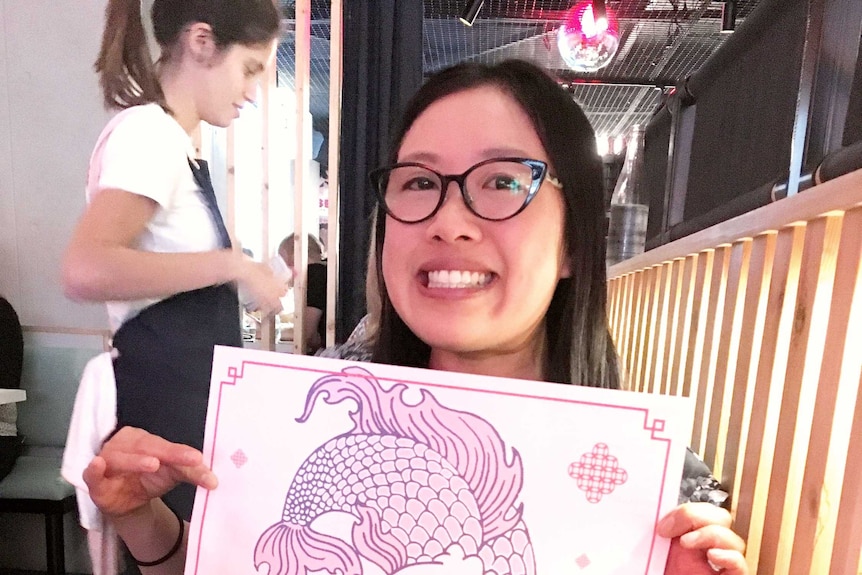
[244,81,259,105]
[425,181,482,242]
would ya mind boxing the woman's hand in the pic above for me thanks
[659,502,747,575]
[235,253,288,317]
[83,427,218,520]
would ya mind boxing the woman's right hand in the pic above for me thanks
[83,427,218,519]
[235,254,288,317]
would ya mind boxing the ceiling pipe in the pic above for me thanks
[592,0,608,23]
[459,0,485,26]
[721,0,737,33]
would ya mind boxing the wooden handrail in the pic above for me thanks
[607,169,862,574]
[21,325,112,351]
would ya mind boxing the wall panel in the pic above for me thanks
[0,0,111,329]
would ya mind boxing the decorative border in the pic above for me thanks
[191,360,675,574]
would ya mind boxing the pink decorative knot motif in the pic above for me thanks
[568,443,628,503]
[231,449,248,469]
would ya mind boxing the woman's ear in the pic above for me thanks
[560,254,572,279]
[184,22,217,65]
[559,250,572,279]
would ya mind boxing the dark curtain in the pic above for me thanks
[843,43,862,147]
[683,0,807,223]
[336,0,424,341]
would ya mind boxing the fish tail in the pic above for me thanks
[254,521,362,575]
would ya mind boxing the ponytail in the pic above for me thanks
[94,0,164,110]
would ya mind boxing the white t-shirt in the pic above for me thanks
[86,104,220,331]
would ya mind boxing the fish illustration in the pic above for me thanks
[254,366,534,575]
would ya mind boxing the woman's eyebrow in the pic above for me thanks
[481,147,531,157]
[398,151,440,163]
[398,147,532,164]
[246,59,266,73]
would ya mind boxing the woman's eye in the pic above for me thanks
[487,175,528,195]
[403,176,439,191]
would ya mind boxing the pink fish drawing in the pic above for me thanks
[254,366,534,575]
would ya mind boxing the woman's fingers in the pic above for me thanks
[85,427,218,510]
[679,523,746,553]
[706,548,748,575]
[658,502,733,538]
[658,503,745,553]
[81,454,109,490]
[660,503,748,575]
[177,463,219,490]
[107,427,202,465]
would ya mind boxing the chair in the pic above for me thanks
[0,296,24,478]
[0,345,102,574]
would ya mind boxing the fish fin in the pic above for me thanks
[352,505,408,574]
[254,520,362,575]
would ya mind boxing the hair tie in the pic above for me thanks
[130,506,185,567]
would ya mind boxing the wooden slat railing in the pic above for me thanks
[607,169,862,574]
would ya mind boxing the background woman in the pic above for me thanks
[62,0,285,524]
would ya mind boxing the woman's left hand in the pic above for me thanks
[658,502,747,575]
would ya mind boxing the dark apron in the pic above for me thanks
[112,160,242,521]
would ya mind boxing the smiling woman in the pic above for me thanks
[370,62,613,389]
[378,86,573,382]
[80,59,748,575]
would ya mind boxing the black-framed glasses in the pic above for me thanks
[370,157,563,224]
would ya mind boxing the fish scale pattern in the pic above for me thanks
[479,521,534,575]
[284,432,483,563]
[255,369,535,575]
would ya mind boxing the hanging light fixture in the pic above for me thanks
[459,0,485,27]
[557,0,620,72]
[721,0,737,33]
[591,0,608,25]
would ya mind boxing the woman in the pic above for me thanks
[82,60,747,573]
[62,0,286,524]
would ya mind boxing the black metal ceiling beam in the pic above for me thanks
[422,1,759,22]
[423,8,701,21]
[555,71,676,89]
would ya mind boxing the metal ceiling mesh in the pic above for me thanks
[276,18,332,120]
[278,0,761,139]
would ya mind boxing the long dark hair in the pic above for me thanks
[371,59,620,390]
[95,0,281,110]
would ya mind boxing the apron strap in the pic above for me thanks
[189,159,232,249]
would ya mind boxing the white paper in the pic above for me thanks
[186,346,694,575]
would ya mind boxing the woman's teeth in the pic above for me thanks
[427,270,491,289]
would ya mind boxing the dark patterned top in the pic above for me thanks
[318,340,730,507]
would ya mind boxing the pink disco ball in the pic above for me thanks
[557,1,620,72]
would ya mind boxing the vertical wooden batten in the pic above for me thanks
[292,0,312,355]
[708,239,750,482]
[326,0,343,348]
[257,53,279,350]
[226,124,237,237]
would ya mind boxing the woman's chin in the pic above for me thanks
[413,325,487,355]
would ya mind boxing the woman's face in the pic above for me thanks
[382,86,571,366]
[194,39,276,128]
